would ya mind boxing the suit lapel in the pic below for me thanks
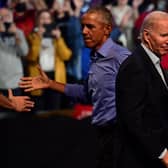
[160,65,168,86]
[136,45,168,92]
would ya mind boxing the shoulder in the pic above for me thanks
[110,42,131,64]
[16,28,25,36]
[118,46,146,74]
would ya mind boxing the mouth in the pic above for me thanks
[83,38,92,42]
[163,47,168,53]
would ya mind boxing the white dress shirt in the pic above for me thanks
[141,43,168,89]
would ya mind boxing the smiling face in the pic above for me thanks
[81,12,112,51]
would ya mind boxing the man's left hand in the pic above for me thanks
[8,89,34,112]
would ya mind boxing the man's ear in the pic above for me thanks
[104,24,112,36]
[143,29,150,43]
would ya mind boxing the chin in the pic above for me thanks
[85,44,93,48]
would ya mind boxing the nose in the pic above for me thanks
[166,38,168,44]
[82,25,88,35]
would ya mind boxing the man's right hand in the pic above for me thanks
[19,65,51,92]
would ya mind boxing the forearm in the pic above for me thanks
[132,8,139,21]
[0,94,14,110]
[48,80,65,93]
[48,80,88,102]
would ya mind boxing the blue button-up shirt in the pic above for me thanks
[65,38,131,126]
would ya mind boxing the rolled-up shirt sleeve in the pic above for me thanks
[65,83,90,104]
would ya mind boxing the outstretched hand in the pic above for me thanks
[8,89,34,112]
[19,65,50,92]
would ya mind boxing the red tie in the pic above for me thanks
[161,54,168,70]
[161,54,168,84]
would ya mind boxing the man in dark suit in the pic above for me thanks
[115,11,168,168]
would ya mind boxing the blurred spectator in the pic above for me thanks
[104,1,127,46]
[12,0,36,37]
[111,0,143,50]
[0,0,7,8]
[137,0,155,12]
[90,0,102,7]
[133,11,150,46]
[26,0,48,11]
[7,0,48,10]
[49,0,84,82]
[26,9,72,111]
[156,0,168,11]
[66,0,85,82]
[0,7,29,115]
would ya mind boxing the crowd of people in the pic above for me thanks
[0,0,168,114]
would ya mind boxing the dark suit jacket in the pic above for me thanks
[115,45,168,168]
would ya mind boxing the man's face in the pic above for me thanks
[81,12,111,51]
[145,19,168,57]
[0,8,13,23]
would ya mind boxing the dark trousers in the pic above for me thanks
[95,123,117,168]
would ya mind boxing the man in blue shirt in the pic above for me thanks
[19,6,131,168]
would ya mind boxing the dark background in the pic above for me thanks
[4,115,98,168]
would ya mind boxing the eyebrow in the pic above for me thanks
[160,32,168,36]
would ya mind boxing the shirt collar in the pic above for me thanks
[141,43,160,65]
[95,38,113,58]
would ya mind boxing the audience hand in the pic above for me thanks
[8,23,17,34]
[19,65,50,92]
[132,0,144,9]
[120,10,132,28]
[8,89,34,112]
[52,28,61,39]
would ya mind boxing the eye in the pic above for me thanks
[81,24,95,30]
[160,33,168,37]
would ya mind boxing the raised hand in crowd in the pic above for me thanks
[132,0,144,9]
[28,0,48,11]
[51,28,61,39]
